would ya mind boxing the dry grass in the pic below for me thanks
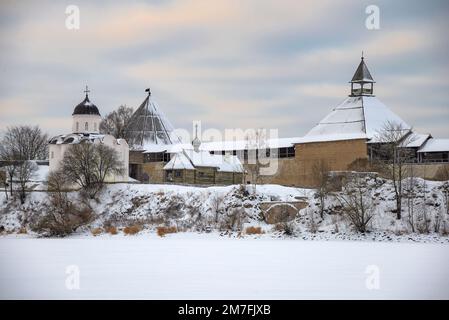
[274,223,284,232]
[104,225,118,235]
[124,225,141,235]
[17,227,27,234]
[245,226,264,235]
[91,227,102,236]
[157,226,177,237]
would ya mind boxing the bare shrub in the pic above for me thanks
[335,173,376,233]
[91,227,102,236]
[221,207,245,231]
[311,160,331,219]
[32,170,94,237]
[104,225,118,235]
[123,225,141,235]
[307,210,318,233]
[210,193,225,223]
[32,205,93,237]
[435,166,449,216]
[274,222,295,236]
[17,227,27,234]
[157,226,177,237]
[245,226,263,235]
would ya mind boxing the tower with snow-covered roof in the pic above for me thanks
[126,88,179,149]
[303,56,411,143]
[127,89,182,182]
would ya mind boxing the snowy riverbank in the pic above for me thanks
[1,179,449,242]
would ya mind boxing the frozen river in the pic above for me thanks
[1,235,448,299]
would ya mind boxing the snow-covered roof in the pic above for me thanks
[49,133,105,145]
[213,154,244,172]
[127,92,180,150]
[304,96,410,143]
[164,152,195,170]
[418,139,449,153]
[401,133,431,148]
[164,149,243,173]
[48,133,127,146]
[143,137,301,154]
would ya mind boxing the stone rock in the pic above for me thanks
[260,201,308,224]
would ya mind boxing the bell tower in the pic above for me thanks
[350,54,375,96]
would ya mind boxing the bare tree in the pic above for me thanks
[14,160,37,204]
[47,169,72,210]
[1,169,7,201]
[335,173,376,233]
[435,166,449,215]
[2,164,17,197]
[312,160,331,219]
[404,165,418,232]
[0,125,48,160]
[100,105,134,141]
[210,193,225,223]
[374,121,415,219]
[0,125,48,198]
[245,129,267,195]
[61,142,124,199]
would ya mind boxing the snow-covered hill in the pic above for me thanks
[1,177,448,242]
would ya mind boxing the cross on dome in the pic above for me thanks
[84,85,90,97]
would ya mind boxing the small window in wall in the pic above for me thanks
[76,122,79,132]
[145,152,165,162]
[94,122,97,131]
[51,151,54,159]
[85,122,88,131]
[175,170,182,178]
[279,147,295,158]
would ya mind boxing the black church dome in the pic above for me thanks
[72,93,100,116]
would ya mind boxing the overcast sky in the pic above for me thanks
[1,0,448,139]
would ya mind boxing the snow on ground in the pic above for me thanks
[1,233,448,299]
[1,178,449,241]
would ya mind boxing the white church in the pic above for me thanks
[48,87,129,182]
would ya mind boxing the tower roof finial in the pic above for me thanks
[84,85,90,98]
[192,122,201,152]
[361,50,364,60]
[145,87,151,96]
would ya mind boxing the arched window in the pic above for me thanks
[51,151,54,159]
[94,122,97,131]
[76,122,79,132]
[85,122,88,131]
